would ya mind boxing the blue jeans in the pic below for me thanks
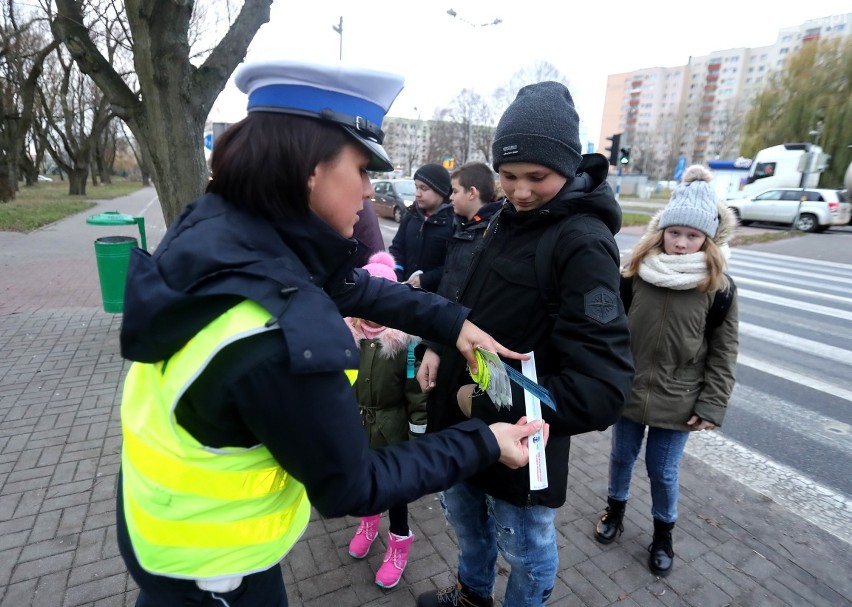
[441,482,557,607]
[607,416,691,523]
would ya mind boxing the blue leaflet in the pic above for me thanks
[502,363,557,411]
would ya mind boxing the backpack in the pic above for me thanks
[533,218,736,338]
[618,273,736,339]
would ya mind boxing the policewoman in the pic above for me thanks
[116,60,544,607]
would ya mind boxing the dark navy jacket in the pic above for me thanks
[388,202,454,291]
[119,193,499,518]
[436,201,502,303]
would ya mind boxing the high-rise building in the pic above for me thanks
[599,12,850,179]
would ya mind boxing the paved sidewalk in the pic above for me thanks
[0,187,850,606]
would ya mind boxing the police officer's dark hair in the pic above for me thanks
[207,112,349,220]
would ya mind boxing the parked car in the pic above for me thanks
[726,188,850,233]
[370,178,415,223]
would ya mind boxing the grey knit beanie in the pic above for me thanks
[413,163,452,198]
[658,165,719,238]
[491,81,582,178]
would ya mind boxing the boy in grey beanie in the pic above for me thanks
[416,81,633,607]
[492,81,583,179]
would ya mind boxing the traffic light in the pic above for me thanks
[619,147,631,165]
[605,133,622,166]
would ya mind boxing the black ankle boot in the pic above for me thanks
[594,497,626,544]
[648,518,675,576]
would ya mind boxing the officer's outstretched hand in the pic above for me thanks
[489,417,549,469]
[456,319,529,376]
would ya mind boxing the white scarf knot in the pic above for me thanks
[639,252,708,290]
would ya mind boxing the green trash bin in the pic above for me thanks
[87,211,148,314]
[93,236,137,313]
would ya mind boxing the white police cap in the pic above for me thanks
[235,60,404,172]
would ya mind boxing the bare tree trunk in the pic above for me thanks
[0,156,14,202]
[67,166,87,195]
[52,0,273,224]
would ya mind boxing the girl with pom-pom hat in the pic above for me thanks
[593,165,740,577]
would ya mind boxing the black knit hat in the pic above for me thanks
[491,81,582,178]
[413,163,452,198]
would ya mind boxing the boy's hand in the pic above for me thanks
[417,348,441,392]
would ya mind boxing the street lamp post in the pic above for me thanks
[332,16,343,60]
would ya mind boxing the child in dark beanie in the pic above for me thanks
[389,163,455,290]
[416,81,634,607]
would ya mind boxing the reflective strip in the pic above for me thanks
[123,431,287,500]
[409,422,426,434]
[127,489,309,548]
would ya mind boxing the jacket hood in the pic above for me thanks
[463,200,502,227]
[410,201,453,222]
[500,153,622,235]
[345,318,418,358]
[121,193,366,363]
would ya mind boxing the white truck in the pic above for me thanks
[741,143,823,198]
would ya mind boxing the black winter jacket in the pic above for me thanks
[118,193,501,520]
[437,201,502,303]
[388,202,454,290]
[426,154,634,508]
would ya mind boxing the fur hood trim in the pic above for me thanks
[344,318,419,358]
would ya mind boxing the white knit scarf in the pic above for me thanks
[639,252,708,290]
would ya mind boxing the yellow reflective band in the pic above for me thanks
[127,489,309,548]
[123,430,287,500]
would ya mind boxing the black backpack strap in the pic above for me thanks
[534,221,564,317]
[456,208,503,300]
[706,272,736,338]
[619,275,634,315]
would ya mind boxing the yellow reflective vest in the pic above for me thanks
[120,300,311,581]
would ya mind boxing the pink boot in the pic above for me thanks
[375,531,414,589]
[348,515,380,559]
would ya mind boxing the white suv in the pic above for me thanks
[727,188,850,232]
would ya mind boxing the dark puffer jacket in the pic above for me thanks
[426,154,635,508]
[437,200,502,303]
[388,202,454,291]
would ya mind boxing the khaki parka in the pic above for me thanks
[346,320,426,446]
[622,203,739,430]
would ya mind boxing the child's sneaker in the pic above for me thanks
[348,515,380,559]
[416,581,494,606]
[375,531,414,589]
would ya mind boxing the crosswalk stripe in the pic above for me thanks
[739,322,852,366]
[736,353,852,402]
[737,289,852,321]
[731,383,850,451]
[732,248,852,270]
[686,431,852,547]
[734,277,852,304]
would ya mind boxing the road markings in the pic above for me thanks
[686,431,852,547]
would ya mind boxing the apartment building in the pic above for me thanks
[599,12,851,179]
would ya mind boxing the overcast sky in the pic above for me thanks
[209,0,850,147]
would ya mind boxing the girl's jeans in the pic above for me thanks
[441,481,557,607]
[608,416,691,523]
